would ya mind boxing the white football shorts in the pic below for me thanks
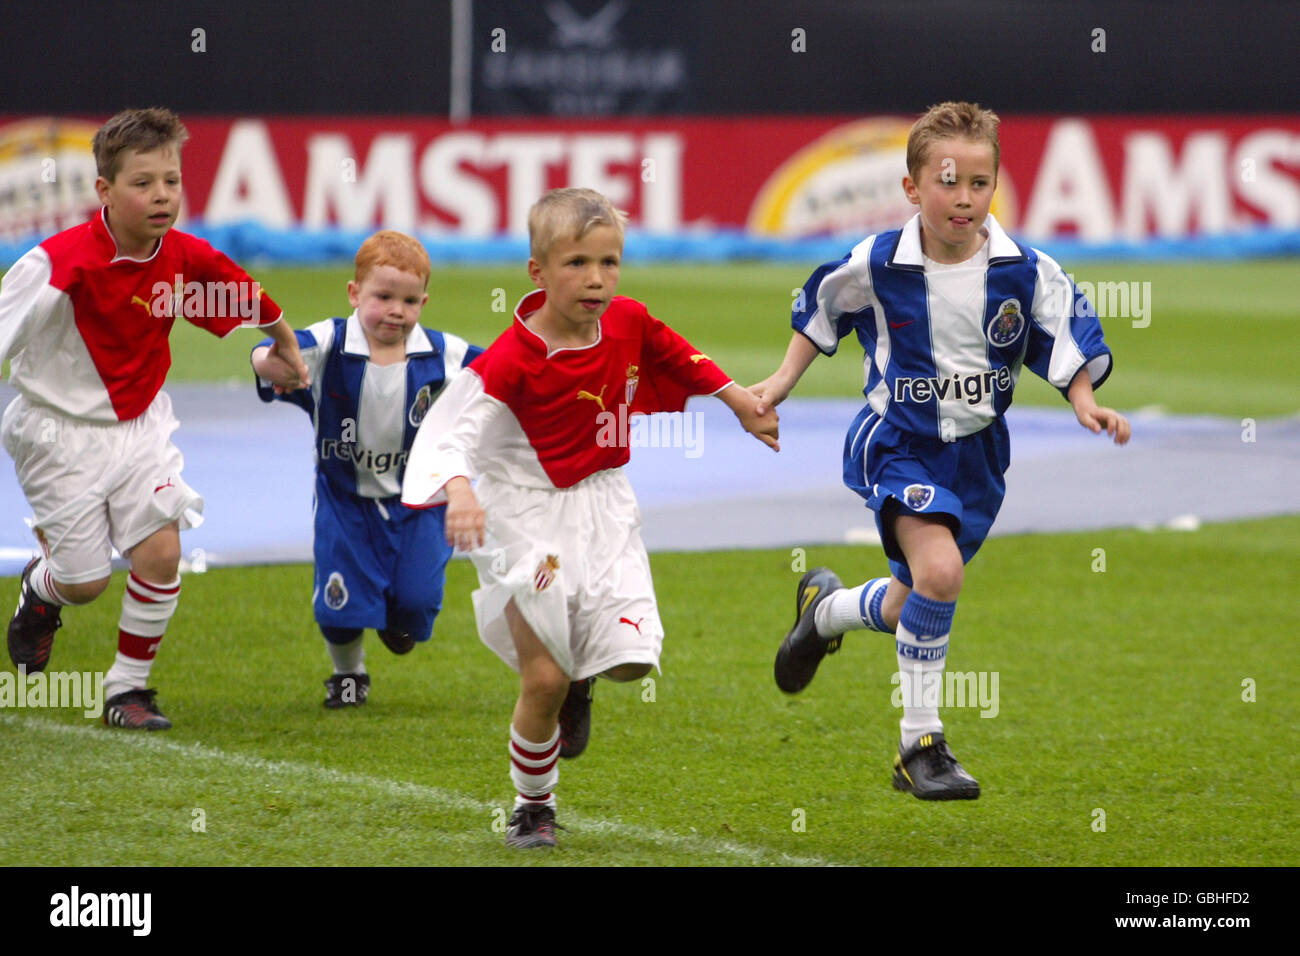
[1,391,204,583]
[468,467,663,680]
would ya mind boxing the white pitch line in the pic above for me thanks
[0,714,837,867]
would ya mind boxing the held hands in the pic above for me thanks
[720,383,780,451]
[444,477,486,551]
[749,371,793,418]
[254,340,312,395]
[271,339,311,394]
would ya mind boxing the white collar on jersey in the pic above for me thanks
[342,310,436,357]
[888,213,1025,270]
[101,207,165,264]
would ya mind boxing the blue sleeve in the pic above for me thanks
[1025,255,1114,399]
[252,328,320,415]
[792,250,875,357]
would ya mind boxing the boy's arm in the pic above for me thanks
[0,248,52,368]
[397,369,499,509]
[633,306,778,451]
[255,319,310,390]
[443,476,486,551]
[753,247,873,414]
[1067,368,1130,444]
[752,332,820,415]
[716,382,780,451]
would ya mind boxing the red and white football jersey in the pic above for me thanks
[402,289,732,503]
[0,209,282,422]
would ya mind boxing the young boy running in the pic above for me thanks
[754,102,1130,799]
[402,187,779,847]
[1,107,308,729]
[252,231,481,707]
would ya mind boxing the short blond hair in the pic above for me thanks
[528,187,628,262]
[354,230,432,288]
[906,101,1001,179]
[92,107,189,181]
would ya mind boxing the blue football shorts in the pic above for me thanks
[312,472,452,638]
[842,407,1010,588]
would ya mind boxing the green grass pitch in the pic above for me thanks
[0,258,1297,866]
[150,259,1299,419]
[0,518,1296,866]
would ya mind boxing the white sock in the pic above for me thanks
[104,653,154,700]
[28,558,68,605]
[815,577,892,636]
[894,592,956,749]
[327,635,366,675]
[509,724,560,805]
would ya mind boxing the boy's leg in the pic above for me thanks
[504,597,568,848]
[321,626,368,708]
[382,505,450,655]
[103,521,182,730]
[888,513,978,800]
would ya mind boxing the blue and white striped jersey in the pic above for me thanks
[255,312,482,499]
[794,214,1112,439]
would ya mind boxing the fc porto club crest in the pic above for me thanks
[324,571,349,610]
[409,383,434,427]
[625,364,640,405]
[987,298,1025,347]
[902,483,935,511]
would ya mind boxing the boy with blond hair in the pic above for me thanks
[1,107,308,729]
[253,231,481,707]
[755,102,1130,798]
[402,187,779,848]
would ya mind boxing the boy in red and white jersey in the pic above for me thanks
[0,107,308,729]
[402,187,779,848]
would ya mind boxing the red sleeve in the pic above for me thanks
[184,235,283,337]
[630,302,732,415]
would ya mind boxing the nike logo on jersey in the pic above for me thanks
[888,320,914,329]
[619,616,644,634]
[576,384,607,411]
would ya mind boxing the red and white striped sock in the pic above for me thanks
[509,724,559,808]
[104,573,180,699]
[27,557,68,606]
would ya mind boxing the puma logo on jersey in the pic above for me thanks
[689,353,711,364]
[576,384,607,411]
[619,616,644,634]
[131,296,153,315]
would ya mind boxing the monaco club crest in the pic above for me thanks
[625,364,639,405]
[533,554,560,592]
[987,298,1025,347]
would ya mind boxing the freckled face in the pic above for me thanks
[348,265,428,348]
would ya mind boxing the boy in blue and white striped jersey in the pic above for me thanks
[253,231,482,708]
[755,102,1130,799]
